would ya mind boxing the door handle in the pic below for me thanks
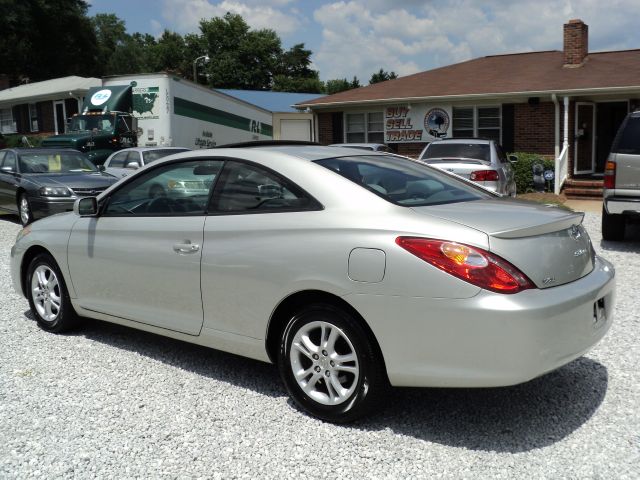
[173,241,200,254]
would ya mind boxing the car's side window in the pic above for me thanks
[3,152,16,171]
[109,151,130,168]
[210,161,317,213]
[0,151,6,167]
[103,160,223,216]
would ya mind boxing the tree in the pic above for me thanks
[0,0,99,83]
[272,74,323,93]
[150,30,186,74]
[324,76,361,95]
[369,68,397,84]
[199,13,281,89]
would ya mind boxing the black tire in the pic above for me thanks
[602,206,625,241]
[278,304,388,423]
[26,253,79,333]
[18,193,33,226]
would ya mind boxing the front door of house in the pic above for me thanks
[596,102,628,174]
[575,103,595,174]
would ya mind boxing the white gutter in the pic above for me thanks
[551,93,560,158]
[297,85,640,109]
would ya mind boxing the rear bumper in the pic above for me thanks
[347,256,615,388]
[604,195,640,215]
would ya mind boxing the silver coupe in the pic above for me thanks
[10,144,615,422]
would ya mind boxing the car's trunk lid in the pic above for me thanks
[424,158,490,180]
[411,199,594,288]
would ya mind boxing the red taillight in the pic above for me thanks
[470,170,499,181]
[396,237,535,294]
[604,160,616,189]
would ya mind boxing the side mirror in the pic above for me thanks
[97,164,106,172]
[508,155,518,163]
[1,165,15,173]
[125,161,140,170]
[74,197,98,216]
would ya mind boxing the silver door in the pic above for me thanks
[67,159,223,335]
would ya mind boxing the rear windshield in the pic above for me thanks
[612,115,640,155]
[142,149,189,163]
[19,152,97,174]
[315,155,493,207]
[422,143,491,161]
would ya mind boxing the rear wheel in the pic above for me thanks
[278,304,387,423]
[26,253,79,333]
[601,207,625,241]
[19,193,33,226]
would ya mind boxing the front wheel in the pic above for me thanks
[19,193,33,226]
[26,253,79,333]
[278,304,387,423]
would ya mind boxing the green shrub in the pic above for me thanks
[510,152,555,194]
[3,134,44,148]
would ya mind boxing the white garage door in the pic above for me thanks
[280,119,312,141]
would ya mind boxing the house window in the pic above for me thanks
[452,108,474,137]
[452,106,501,142]
[0,107,16,134]
[29,103,39,132]
[346,112,384,143]
[477,107,500,142]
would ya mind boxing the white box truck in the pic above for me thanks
[104,73,273,150]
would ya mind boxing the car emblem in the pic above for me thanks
[569,225,581,241]
[574,248,587,257]
[542,276,555,285]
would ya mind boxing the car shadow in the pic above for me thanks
[354,357,608,453]
[24,312,608,453]
[0,213,20,225]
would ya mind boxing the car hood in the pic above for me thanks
[411,199,594,288]
[26,173,118,189]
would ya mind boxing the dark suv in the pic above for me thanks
[602,111,640,240]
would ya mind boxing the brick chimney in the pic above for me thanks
[563,19,588,67]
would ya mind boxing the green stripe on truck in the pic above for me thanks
[174,97,273,137]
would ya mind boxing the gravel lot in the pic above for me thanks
[1,211,638,479]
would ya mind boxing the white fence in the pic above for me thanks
[554,144,569,195]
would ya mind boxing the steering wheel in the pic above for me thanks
[147,196,177,214]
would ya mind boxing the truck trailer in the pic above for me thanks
[42,73,273,164]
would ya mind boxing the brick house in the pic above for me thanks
[0,76,101,138]
[297,20,640,196]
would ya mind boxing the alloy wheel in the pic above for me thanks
[289,320,360,406]
[31,265,61,323]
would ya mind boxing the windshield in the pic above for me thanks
[19,152,97,174]
[142,149,189,164]
[315,155,493,206]
[612,115,640,155]
[422,143,491,161]
[68,114,115,133]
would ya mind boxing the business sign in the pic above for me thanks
[385,105,452,143]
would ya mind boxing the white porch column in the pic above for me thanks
[563,96,569,149]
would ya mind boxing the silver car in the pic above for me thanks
[10,145,615,423]
[418,138,517,196]
[602,111,640,240]
[103,147,190,178]
[329,143,393,152]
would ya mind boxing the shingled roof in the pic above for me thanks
[298,48,640,108]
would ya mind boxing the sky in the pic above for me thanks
[87,0,640,83]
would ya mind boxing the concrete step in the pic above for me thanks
[564,179,604,188]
